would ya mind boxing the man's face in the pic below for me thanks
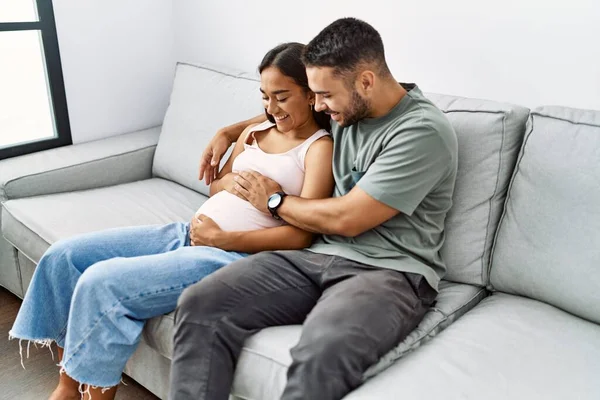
[306,66,371,127]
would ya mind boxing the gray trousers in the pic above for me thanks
[168,250,436,400]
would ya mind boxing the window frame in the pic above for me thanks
[0,0,72,160]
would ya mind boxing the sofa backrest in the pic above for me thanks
[490,106,600,324]
[153,63,262,196]
[153,63,531,288]
[426,94,529,286]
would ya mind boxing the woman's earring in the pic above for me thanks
[310,102,314,111]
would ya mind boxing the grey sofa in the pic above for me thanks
[1,63,599,400]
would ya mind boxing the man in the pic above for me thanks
[169,17,457,400]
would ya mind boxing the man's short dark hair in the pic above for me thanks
[302,18,390,78]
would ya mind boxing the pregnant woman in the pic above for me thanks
[9,42,333,400]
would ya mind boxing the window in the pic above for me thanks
[0,0,71,160]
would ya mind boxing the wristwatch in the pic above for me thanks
[267,191,287,220]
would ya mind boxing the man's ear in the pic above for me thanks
[358,70,375,94]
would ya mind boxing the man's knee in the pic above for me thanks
[177,279,212,313]
[175,273,237,326]
[176,253,270,314]
[174,253,285,327]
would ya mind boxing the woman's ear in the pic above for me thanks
[308,94,315,111]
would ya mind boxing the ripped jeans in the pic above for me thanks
[9,222,246,389]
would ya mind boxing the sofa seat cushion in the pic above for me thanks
[143,281,485,400]
[1,178,206,264]
[343,293,600,400]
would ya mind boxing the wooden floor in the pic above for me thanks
[0,287,159,400]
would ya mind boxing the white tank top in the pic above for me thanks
[196,121,330,231]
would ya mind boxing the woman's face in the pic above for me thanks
[260,66,313,133]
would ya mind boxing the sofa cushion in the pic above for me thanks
[124,338,172,400]
[143,281,486,400]
[0,126,161,297]
[1,178,206,266]
[425,94,529,286]
[152,63,263,196]
[490,106,600,324]
[0,126,161,201]
[343,293,600,400]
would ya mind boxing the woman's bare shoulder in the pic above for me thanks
[305,135,334,159]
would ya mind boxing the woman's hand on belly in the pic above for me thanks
[190,214,226,248]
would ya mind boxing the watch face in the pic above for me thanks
[268,193,282,209]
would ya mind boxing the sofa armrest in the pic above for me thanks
[0,126,161,200]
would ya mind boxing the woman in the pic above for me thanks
[9,42,334,400]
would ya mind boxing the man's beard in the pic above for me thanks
[338,90,371,127]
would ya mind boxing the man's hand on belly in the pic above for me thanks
[234,171,282,213]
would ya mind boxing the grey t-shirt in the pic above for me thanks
[308,84,458,291]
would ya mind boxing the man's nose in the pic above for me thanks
[314,96,327,112]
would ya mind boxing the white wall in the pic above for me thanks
[53,1,174,143]
[173,0,600,111]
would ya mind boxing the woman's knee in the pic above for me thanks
[36,239,78,276]
[40,235,93,274]
[42,238,71,261]
[74,260,121,299]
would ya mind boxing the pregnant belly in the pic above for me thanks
[196,191,284,232]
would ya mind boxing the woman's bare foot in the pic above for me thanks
[51,347,118,400]
[48,384,80,400]
[83,385,118,400]
[49,353,80,400]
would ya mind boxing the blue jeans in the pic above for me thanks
[9,222,246,388]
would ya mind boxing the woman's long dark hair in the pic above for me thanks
[258,42,331,132]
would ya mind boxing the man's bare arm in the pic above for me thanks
[198,114,266,184]
[276,187,399,237]
[222,114,267,143]
[234,170,400,237]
